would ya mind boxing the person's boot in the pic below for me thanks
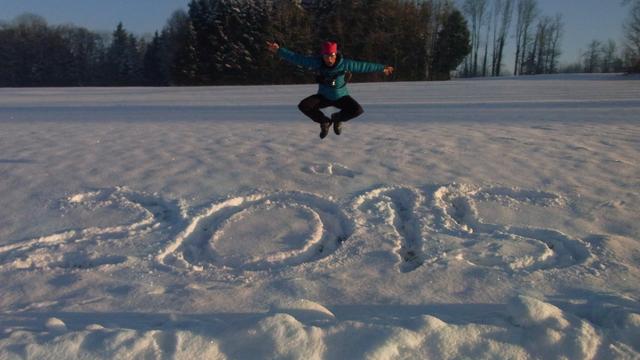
[319,122,331,139]
[331,113,342,135]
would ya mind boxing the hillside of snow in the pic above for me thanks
[1,73,639,359]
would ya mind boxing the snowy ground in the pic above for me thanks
[0,73,639,359]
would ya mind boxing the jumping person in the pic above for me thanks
[267,41,394,139]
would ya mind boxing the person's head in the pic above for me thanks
[321,41,338,67]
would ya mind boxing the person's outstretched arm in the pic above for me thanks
[266,41,322,70]
[345,59,394,76]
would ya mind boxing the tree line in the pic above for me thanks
[0,0,472,87]
[560,0,639,75]
[563,39,626,74]
[459,0,640,77]
[460,0,566,77]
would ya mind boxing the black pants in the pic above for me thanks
[298,94,364,124]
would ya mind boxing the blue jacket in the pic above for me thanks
[278,47,385,101]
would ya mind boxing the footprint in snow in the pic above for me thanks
[303,163,358,178]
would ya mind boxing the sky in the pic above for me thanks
[0,0,631,67]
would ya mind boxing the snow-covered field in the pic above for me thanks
[1,73,639,359]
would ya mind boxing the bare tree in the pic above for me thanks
[534,17,548,74]
[623,0,640,71]
[601,39,618,72]
[463,0,489,76]
[542,15,561,73]
[520,14,562,74]
[491,0,502,76]
[514,0,538,75]
[546,14,563,73]
[490,0,500,74]
[481,4,493,76]
[492,0,514,76]
[584,40,602,73]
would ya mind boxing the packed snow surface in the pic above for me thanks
[1,74,639,359]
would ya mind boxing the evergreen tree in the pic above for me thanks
[212,0,267,84]
[12,14,51,85]
[311,0,340,41]
[60,26,104,85]
[171,20,199,85]
[389,0,430,80]
[188,0,221,83]
[143,32,169,85]
[431,9,471,80]
[0,25,19,85]
[0,14,79,86]
[160,9,198,85]
[265,0,314,84]
[105,23,142,85]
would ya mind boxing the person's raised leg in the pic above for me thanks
[298,94,333,139]
[331,96,364,135]
[298,94,331,124]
